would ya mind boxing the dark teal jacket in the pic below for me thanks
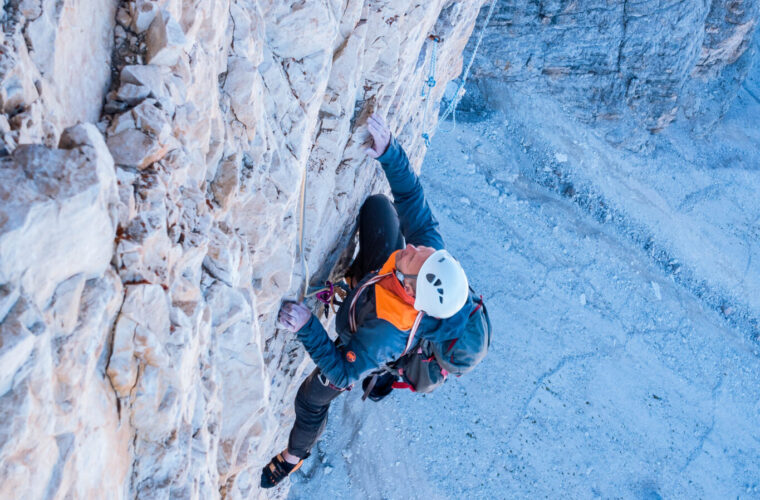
[296,138,475,388]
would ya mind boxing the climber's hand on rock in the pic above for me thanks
[365,113,391,159]
[278,301,311,332]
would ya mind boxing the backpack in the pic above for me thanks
[362,290,491,399]
[430,290,491,376]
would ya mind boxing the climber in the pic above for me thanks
[261,112,475,489]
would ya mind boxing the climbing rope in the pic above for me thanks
[297,162,309,302]
[421,35,440,148]
[420,0,499,145]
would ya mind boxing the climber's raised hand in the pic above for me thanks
[365,113,391,159]
[278,301,311,332]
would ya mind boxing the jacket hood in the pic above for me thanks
[417,294,475,342]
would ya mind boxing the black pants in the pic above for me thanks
[347,194,405,282]
[287,194,404,458]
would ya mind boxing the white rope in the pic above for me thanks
[349,273,392,332]
[297,163,309,301]
[421,36,439,147]
[421,0,499,144]
[403,311,426,355]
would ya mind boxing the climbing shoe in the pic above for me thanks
[260,451,305,489]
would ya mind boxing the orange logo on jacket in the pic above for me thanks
[346,351,357,362]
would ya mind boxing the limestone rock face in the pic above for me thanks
[468,0,758,140]
[0,124,118,309]
[0,0,118,150]
[0,126,127,499]
[0,0,486,498]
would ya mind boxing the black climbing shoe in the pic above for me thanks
[260,451,304,489]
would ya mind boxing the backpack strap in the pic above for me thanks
[402,311,425,356]
[391,381,416,392]
[445,338,459,353]
[469,295,484,317]
[361,373,379,400]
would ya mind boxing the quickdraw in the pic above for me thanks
[420,0,499,145]
[420,35,440,148]
[307,280,348,318]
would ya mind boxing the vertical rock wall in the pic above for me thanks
[0,0,118,148]
[0,0,486,498]
[467,0,758,142]
[0,125,128,499]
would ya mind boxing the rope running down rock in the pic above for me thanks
[297,161,309,302]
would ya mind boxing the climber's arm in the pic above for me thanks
[376,137,444,249]
[295,315,380,389]
[366,113,444,250]
[279,301,391,388]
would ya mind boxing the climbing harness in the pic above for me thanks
[420,0,499,145]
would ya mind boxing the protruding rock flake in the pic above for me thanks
[0,124,118,309]
[145,10,187,67]
[131,0,160,34]
[107,128,169,169]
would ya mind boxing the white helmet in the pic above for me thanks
[414,249,469,318]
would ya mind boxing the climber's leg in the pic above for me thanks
[261,368,344,488]
[286,368,345,459]
[347,194,404,282]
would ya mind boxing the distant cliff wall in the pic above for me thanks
[467,0,758,145]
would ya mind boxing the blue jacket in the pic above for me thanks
[296,138,475,388]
